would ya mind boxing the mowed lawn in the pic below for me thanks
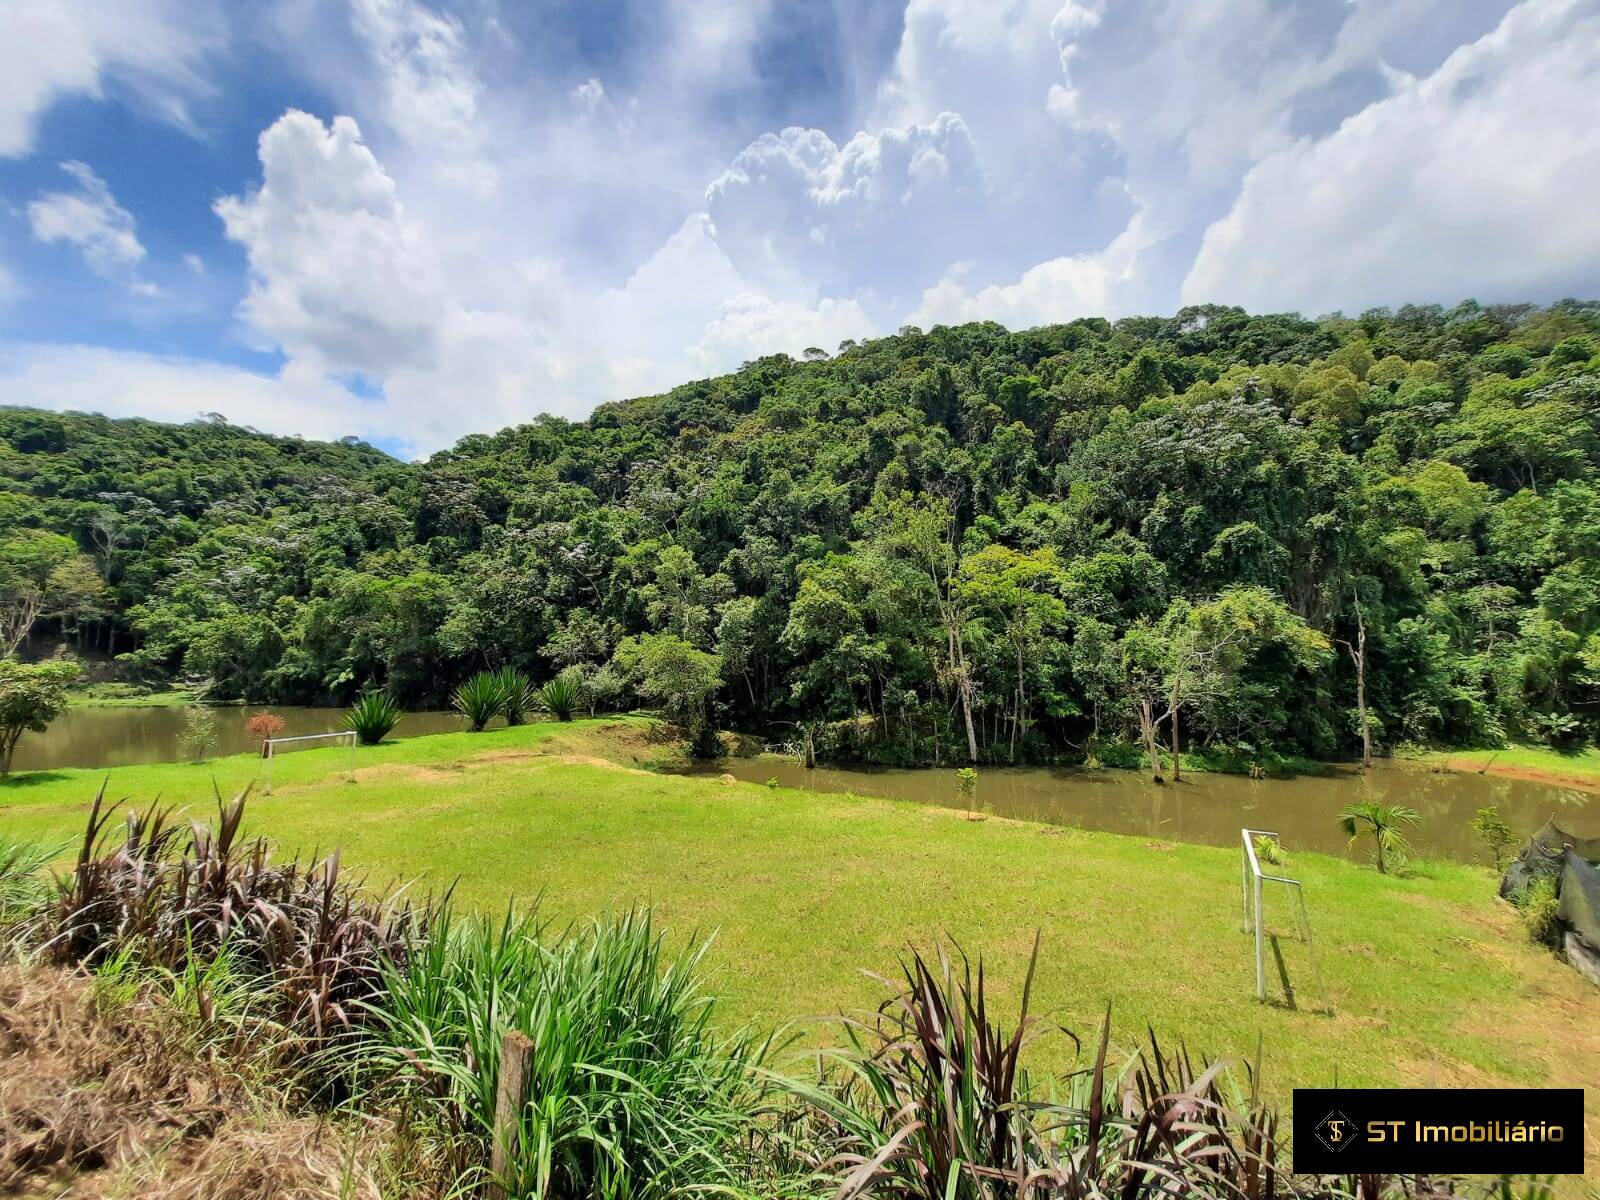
[3,718,1596,1152]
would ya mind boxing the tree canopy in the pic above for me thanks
[5,299,1599,763]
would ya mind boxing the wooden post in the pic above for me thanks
[489,1030,534,1200]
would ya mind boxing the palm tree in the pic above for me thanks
[1338,801,1419,874]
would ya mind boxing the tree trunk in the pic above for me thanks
[959,677,978,763]
[1012,641,1024,764]
[1168,681,1182,782]
[1354,642,1371,768]
[1342,599,1372,769]
[1138,699,1164,783]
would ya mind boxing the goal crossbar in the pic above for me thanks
[262,731,357,794]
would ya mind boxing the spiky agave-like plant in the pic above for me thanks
[493,667,533,726]
[536,674,583,722]
[344,690,403,745]
[453,670,508,732]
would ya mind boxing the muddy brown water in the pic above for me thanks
[689,757,1600,864]
[11,705,465,772]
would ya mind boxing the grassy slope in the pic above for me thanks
[2,719,1596,1130]
[1433,744,1600,792]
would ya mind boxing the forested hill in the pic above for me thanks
[5,300,1600,764]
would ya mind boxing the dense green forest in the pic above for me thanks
[4,300,1599,765]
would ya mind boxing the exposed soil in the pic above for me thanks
[1440,757,1600,795]
[0,965,383,1199]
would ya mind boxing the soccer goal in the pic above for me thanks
[262,730,357,794]
[1240,827,1330,1013]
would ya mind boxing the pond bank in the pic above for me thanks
[1430,746,1600,794]
[686,752,1600,865]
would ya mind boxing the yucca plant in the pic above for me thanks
[494,666,533,726]
[355,905,781,1198]
[344,690,403,745]
[453,670,508,732]
[1338,801,1419,874]
[535,673,583,722]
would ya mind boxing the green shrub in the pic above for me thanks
[494,667,532,726]
[345,690,403,745]
[1516,876,1561,947]
[1253,834,1287,867]
[357,906,779,1198]
[1469,804,1516,870]
[178,706,218,763]
[453,670,508,732]
[1085,738,1144,770]
[535,673,582,722]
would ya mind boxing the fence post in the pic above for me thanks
[489,1030,534,1200]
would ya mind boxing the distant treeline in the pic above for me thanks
[4,299,1599,764]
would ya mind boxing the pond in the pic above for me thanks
[10,705,466,773]
[689,757,1600,864]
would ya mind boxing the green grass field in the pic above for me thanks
[2,718,1595,1151]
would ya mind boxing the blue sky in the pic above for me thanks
[1,0,1597,457]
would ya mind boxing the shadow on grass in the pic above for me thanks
[1,770,73,789]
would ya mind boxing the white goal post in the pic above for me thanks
[1240,827,1330,1013]
[262,730,357,794]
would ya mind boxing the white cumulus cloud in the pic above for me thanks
[215,111,449,375]
[705,115,983,309]
[1183,0,1600,312]
[28,161,153,291]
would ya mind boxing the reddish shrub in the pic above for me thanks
[245,712,286,745]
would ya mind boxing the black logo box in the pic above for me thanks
[1292,1088,1585,1174]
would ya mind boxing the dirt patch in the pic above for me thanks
[1440,757,1600,795]
[468,749,538,765]
[0,966,383,1199]
[349,763,465,785]
[543,753,652,775]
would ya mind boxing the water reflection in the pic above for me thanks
[691,758,1598,864]
[11,705,465,772]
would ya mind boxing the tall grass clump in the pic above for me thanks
[535,672,583,722]
[1515,875,1562,946]
[43,786,424,1056]
[453,670,508,732]
[0,833,56,929]
[494,667,533,726]
[792,934,1278,1200]
[345,690,403,745]
[356,906,784,1198]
